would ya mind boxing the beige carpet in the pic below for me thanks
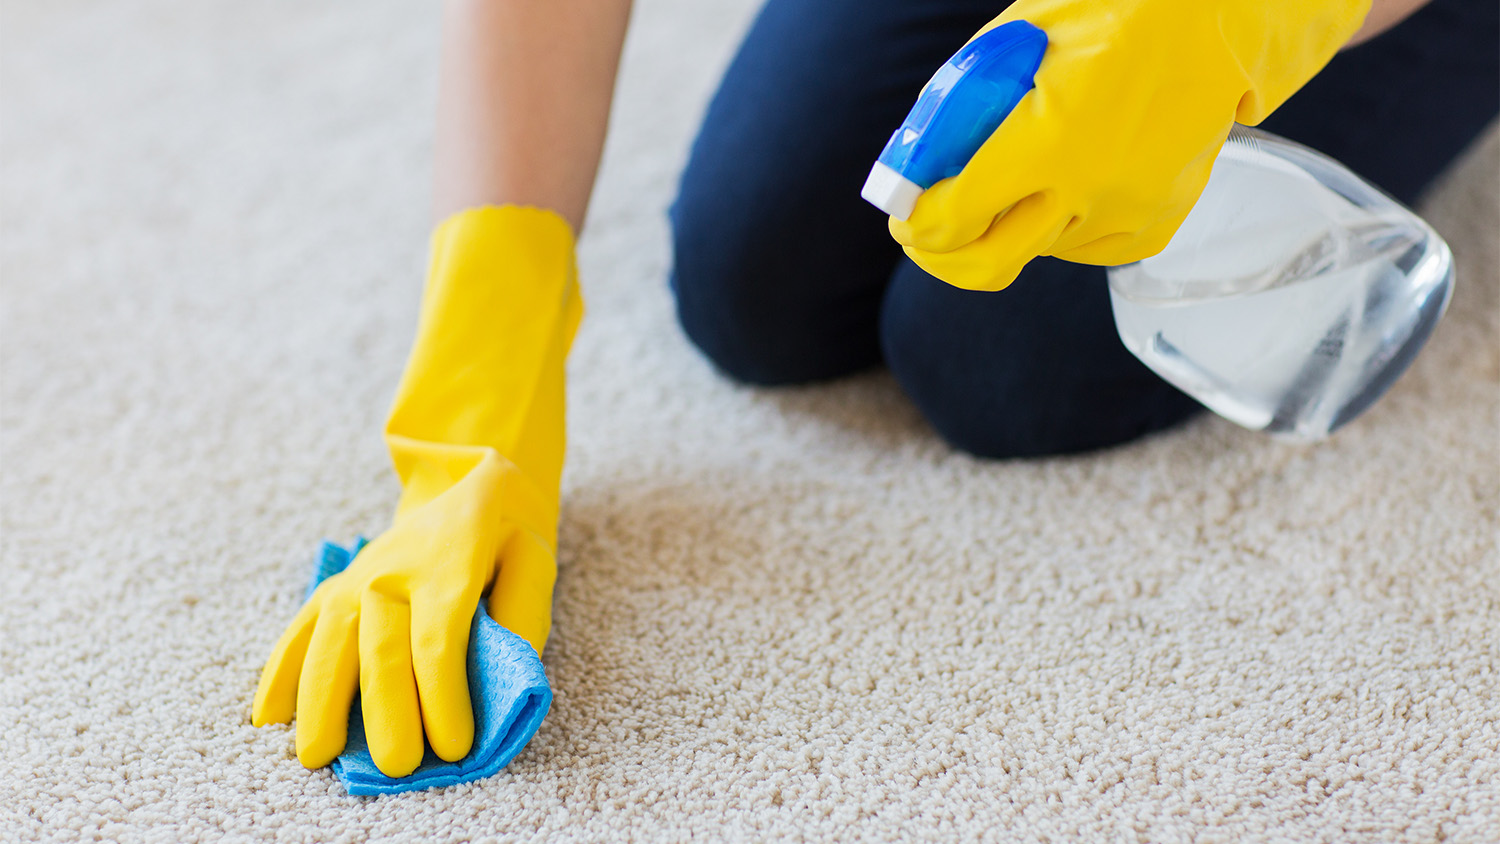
[3,1,1498,841]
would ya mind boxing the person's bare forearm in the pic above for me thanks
[1348,0,1432,46]
[433,0,633,231]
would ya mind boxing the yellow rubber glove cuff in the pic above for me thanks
[889,0,1372,291]
[252,206,582,778]
[390,205,583,520]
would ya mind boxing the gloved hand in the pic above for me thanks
[252,206,582,777]
[889,0,1372,291]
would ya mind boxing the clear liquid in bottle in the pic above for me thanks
[1107,127,1454,441]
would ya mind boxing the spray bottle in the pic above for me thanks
[862,21,1454,441]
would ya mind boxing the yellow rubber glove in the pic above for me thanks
[889,0,1372,291]
[251,206,582,777]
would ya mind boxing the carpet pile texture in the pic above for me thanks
[2,1,1496,841]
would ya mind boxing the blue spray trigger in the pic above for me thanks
[862,21,1047,220]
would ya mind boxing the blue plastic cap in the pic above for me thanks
[864,21,1047,218]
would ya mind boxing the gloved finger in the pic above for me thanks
[1047,159,1214,262]
[1062,202,1200,265]
[902,191,1072,292]
[358,586,424,778]
[889,94,1050,254]
[1049,221,1180,267]
[251,596,320,727]
[410,585,477,763]
[293,603,361,769]
[488,530,557,655]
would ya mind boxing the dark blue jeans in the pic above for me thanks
[669,0,1499,458]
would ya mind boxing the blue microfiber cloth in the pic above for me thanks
[306,539,552,796]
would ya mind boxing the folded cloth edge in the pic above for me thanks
[306,538,553,796]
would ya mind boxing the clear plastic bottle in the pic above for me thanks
[861,30,1456,442]
[1107,126,1454,441]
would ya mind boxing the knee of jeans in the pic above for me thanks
[893,368,1063,459]
[671,182,892,386]
[669,214,813,387]
[880,321,1033,457]
[667,197,769,385]
[670,275,795,387]
[881,307,1200,459]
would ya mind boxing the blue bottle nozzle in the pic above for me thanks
[862,21,1047,220]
